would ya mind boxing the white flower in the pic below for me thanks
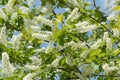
[23,73,35,80]
[25,65,39,70]
[103,32,109,42]
[2,52,15,76]
[27,45,33,49]
[29,56,42,65]
[75,24,96,33]
[28,0,34,7]
[113,28,119,37]
[107,14,117,21]
[51,56,62,68]
[75,21,89,27]
[66,7,79,22]
[90,39,102,50]
[32,33,52,40]
[35,15,54,27]
[0,26,7,46]
[80,51,89,59]
[11,13,17,20]
[102,63,118,74]
[106,38,112,50]
[7,0,16,8]
[0,9,7,20]
[30,26,40,31]
[12,33,23,50]
[19,6,30,14]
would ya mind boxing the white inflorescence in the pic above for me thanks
[80,51,89,59]
[30,26,40,31]
[106,38,112,50]
[35,15,54,27]
[32,33,52,40]
[75,21,96,33]
[2,52,15,76]
[113,28,119,37]
[51,56,62,68]
[25,65,39,70]
[102,63,118,74]
[28,0,34,7]
[90,39,102,50]
[103,32,109,42]
[23,73,35,80]
[12,33,23,50]
[7,0,16,8]
[107,14,117,21]
[66,7,79,22]
[0,26,7,46]
[0,9,7,20]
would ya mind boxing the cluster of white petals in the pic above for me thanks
[51,56,62,68]
[75,21,96,33]
[106,38,112,50]
[80,51,89,59]
[7,0,16,8]
[0,26,7,46]
[23,73,35,80]
[12,33,23,50]
[102,63,118,74]
[28,0,34,7]
[30,26,40,31]
[71,42,86,50]
[2,52,15,76]
[90,39,102,50]
[103,32,109,42]
[113,28,119,37]
[32,31,52,40]
[66,7,79,22]
[0,9,7,20]
[35,15,54,27]
[25,65,39,70]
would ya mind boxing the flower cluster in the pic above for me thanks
[102,63,118,74]
[35,15,54,27]
[23,73,36,80]
[0,26,7,46]
[113,28,119,37]
[90,39,102,50]
[0,9,7,20]
[12,33,23,50]
[66,7,79,22]
[32,31,52,40]
[2,52,15,76]
[7,0,16,8]
[75,21,96,33]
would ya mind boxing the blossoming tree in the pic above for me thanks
[0,0,120,80]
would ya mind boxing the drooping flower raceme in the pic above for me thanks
[23,73,36,80]
[32,31,52,41]
[12,33,23,50]
[102,63,118,74]
[75,21,96,33]
[50,56,63,68]
[7,0,16,8]
[106,38,112,50]
[0,26,7,46]
[28,0,34,7]
[80,51,89,59]
[103,32,109,42]
[0,9,7,20]
[113,28,119,37]
[90,39,102,50]
[24,65,39,70]
[66,7,79,22]
[35,15,54,27]
[2,52,15,76]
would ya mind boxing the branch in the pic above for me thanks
[93,0,97,8]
